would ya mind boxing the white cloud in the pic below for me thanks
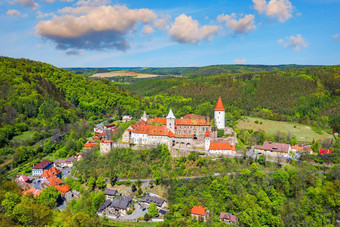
[153,15,170,30]
[36,11,55,18]
[7,9,22,16]
[142,25,154,34]
[234,57,246,64]
[65,49,83,55]
[12,0,38,10]
[253,0,293,22]
[278,34,308,51]
[169,14,219,44]
[217,13,256,34]
[36,5,156,51]
[334,34,340,40]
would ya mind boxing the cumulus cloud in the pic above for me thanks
[234,57,246,64]
[12,0,38,10]
[278,34,308,51]
[217,13,256,34]
[169,14,219,44]
[7,9,22,16]
[153,15,170,30]
[334,34,340,41]
[253,0,293,22]
[36,5,157,51]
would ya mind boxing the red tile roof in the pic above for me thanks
[18,174,30,182]
[191,206,206,216]
[209,142,235,151]
[100,139,114,144]
[205,130,210,138]
[105,124,115,128]
[33,160,53,169]
[41,167,61,179]
[84,143,98,147]
[319,149,332,154]
[150,118,167,125]
[23,187,42,197]
[214,97,225,111]
[292,145,303,150]
[254,141,290,153]
[175,118,210,126]
[54,185,70,195]
[46,176,63,186]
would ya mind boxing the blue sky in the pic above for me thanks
[0,0,339,67]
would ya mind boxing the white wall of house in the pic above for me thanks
[209,149,235,156]
[131,132,148,145]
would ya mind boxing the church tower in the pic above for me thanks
[204,130,210,151]
[141,111,148,122]
[166,109,176,133]
[214,97,225,129]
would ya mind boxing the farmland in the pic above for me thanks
[236,117,332,143]
[91,70,160,79]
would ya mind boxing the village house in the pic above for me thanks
[100,139,114,155]
[319,148,333,155]
[44,176,63,187]
[32,160,53,177]
[254,141,291,158]
[291,145,304,153]
[104,188,120,199]
[219,212,238,224]
[23,187,42,198]
[84,142,98,151]
[41,167,61,180]
[17,174,30,183]
[204,130,236,155]
[191,206,207,222]
[122,115,133,122]
[54,157,75,168]
[140,194,166,208]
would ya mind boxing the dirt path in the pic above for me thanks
[0,159,12,168]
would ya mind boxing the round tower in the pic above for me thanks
[166,109,176,133]
[204,130,211,151]
[214,97,225,129]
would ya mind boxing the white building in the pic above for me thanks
[214,97,225,129]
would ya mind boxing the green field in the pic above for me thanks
[11,131,36,144]
[236,117,332,143]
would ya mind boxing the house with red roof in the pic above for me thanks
[45,176,63,187]
[100,139,114,155]
[23,187,42,198]
[319,148,332,155]
[32,160,53,177]
[17,174,30,183]
[54,185,70,195]
[41,167,61,179]
[204,130,237,155]
[254,141,291,158]
[191,206,207,222]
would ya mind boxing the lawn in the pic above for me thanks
[236,117,332,143]
[11,131,36,144]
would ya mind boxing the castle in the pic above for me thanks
[122,97,237,154]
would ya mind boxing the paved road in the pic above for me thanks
[118,203,148,221]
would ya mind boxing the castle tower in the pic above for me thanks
[214,97,225,129]
[141,111,148,122]
[166,109,176,133]
[204,130,210,151]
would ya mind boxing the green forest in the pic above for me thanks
[0,57,340,226]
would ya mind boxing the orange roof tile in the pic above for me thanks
[205,130,210,138]
[292,145,303,150]
[214,97,225,111]
[191,206,206,216]
[41,167,61,179]
[46,176,63,186]
[175,119,210,126]
[23,187,42,198]
[209,142,235,151]
[84,143,97,147]
[54,185,70,195]
[151,118,167,125]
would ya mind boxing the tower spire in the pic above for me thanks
[214,97,225,111]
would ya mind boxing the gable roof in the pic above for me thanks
[98,199,112,212]
[209,142,235,151]
[33,160,53,169]
[23,187,42,197]
[110,196,131,210]
[140,195,165,207]
[219,212,238,223]
[18,174,30,182]
[46,176,63,186]
[214,97,225,111]
[191,206,206,216]
[41,167,61,179]
[254,141,290,153]
[292,145,303,150]
[175,118,210,126]
[84,143,98,148]
[54,185,70,195]
[104,188,117,196]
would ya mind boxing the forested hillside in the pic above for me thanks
[123,65,340,132]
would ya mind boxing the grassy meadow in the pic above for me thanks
[236,117,332,143]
